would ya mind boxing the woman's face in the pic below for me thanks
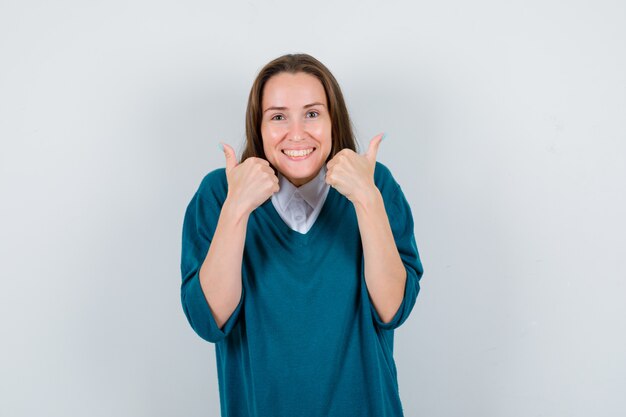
[260,72,332,187]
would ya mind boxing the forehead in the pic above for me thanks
[262,72,327,106]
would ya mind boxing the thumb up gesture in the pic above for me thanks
[325,133,384,205]
[221,142,280,216]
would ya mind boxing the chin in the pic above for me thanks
[281,163,323,184]
[282,168,319,186]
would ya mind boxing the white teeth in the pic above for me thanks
[283,148,313,157]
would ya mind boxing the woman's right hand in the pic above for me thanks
[221,142,279,216]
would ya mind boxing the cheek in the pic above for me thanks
[322,125,333,149]
[260,129,281,165]
[261,125,282,145]
[306,122,332,146]
[260,127,272,149]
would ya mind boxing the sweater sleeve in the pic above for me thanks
[180,173,244,343]
[369,183,424,331]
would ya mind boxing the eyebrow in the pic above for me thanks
[263,102,326,114]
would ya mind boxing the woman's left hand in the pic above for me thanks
[325,133,384,205]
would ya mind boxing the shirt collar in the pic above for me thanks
[274,165,329,211]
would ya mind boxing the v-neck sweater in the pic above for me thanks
[180,161,424,417]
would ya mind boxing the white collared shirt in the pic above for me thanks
[271,165,330,234]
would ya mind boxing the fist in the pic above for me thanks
[325,133,384,204]
[221,142,279,215]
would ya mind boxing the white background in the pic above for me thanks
[1,1,625,416]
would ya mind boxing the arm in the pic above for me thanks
[198,199,249,329]
[181,145,279,343]
[353,187,407,324]
[180,183,249,343]
[324,135,423,329]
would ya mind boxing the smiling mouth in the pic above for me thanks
[282,148,315,158]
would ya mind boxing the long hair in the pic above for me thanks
[241,53,357,163]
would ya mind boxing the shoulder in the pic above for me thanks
[373,161,401,199]
[196,168,228,203]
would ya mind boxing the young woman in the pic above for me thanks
[181,53,424,417]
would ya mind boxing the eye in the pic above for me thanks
[271,114,285,121]
[306,111,319,118]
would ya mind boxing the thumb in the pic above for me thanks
[220,142,238,172]
[364,133,385,163]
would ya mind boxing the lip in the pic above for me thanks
[281,146,316,151]
[281,147,316,160]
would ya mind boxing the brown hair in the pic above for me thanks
[241,53,358,164]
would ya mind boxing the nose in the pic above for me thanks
[289,119,306,141]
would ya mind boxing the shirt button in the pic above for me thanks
[295,215,303,221]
